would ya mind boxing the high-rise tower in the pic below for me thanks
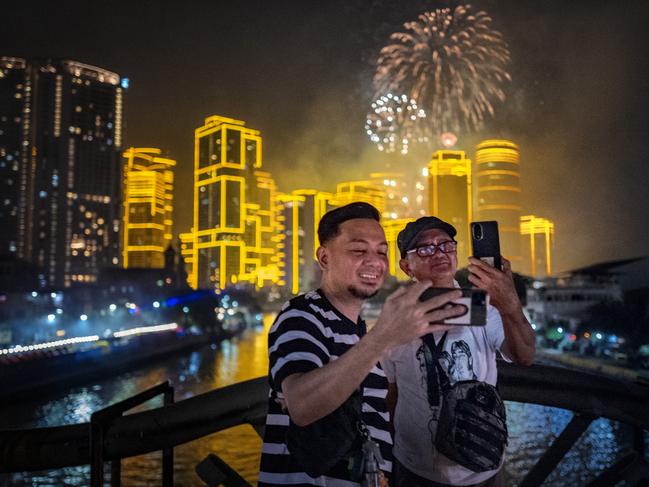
[475,139,522,269]
[1,58,125,287]
[427,150,472,265]
[520,215,555,277]
[122,148,175,269]
[275,190,332,294]
[0,57,31,259]
[184,115,280,290]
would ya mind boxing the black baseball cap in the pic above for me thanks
[397,216,457,258]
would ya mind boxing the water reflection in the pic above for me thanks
[0,314,645,486]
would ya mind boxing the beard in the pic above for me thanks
[347,284,379,300]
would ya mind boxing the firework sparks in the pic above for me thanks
[365,93,427,154]
[374,5,511,136]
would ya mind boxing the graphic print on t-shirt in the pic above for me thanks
[417,339,477,388]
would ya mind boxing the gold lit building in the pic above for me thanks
[475,140,522,269]
[275,190,333,294]
[122,148,175,268]
[369,172,426,220]
[183,115,280,290]
[382,218,412,281]
[428,150,472,266]
[331,180,386,215]
[520,215,555,277]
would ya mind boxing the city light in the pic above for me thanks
[113,322,178,338]
[153,301,160,308]
[47,314,55,322]
[0,335,100,355]
[80,314,88,321]
[109,304,117,311]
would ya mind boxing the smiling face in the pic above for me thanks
[399,228,458,287]
[318,218,388,305]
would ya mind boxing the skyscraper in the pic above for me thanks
[520,215,555,277]
[382,218,412,280]
[1,58,125,287]
[275,189,332,294]
[0,57,31,259]
[428,150,472,265]
[475,139,522,269]
[184,115,280,290]
[331,180,386,214]
[122,148,175,269]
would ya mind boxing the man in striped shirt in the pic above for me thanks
[259,202,465,486]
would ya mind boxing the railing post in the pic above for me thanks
[519,412,595,487]
[162,386,175,487]
[111,458,121,487]
[90,420,104,487]
[89,381,175,487]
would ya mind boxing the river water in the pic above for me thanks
[0,315,644,486]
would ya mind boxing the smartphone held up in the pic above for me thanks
[471,221,502,270]
[418,287,488,327]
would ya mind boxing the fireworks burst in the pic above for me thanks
[365,93,427,154]
[373,5,511,136]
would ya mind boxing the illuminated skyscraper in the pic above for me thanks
[241,170,282,287]
[369,172,426,220]
[275,190,332,294]
[0,57,31,259]
[428,150,472,265]
[331,180,386,215]
[382,218,412,280]
[0,58,125,287]
[475,139,522,269]
[185,115,280,290]
[122,148,175,269]
[520,215,555,277]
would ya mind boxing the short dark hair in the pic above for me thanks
[317,202,380,245]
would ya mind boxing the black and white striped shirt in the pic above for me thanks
[258,289,392,486]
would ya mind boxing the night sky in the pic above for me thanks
[3,0,649,273]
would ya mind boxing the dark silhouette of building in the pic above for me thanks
[0,57,31,260]
[1,56,126,289]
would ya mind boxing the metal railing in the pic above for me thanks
[1,362,648,486]
[90,381,174,487]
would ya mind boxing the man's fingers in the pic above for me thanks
[418,289,462,311]
[468,257,499,274]
[387,284,410,300]
[423,303,466,324]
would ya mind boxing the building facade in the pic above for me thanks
[183,115,281,290]
[0,58,125,288]
[122,148,174,269]
[520,215,555,277]
[0,57,31,260]
[428,150,472,266]
[275,190,332,294]
[330,180,386,215]
[474,139,522,269]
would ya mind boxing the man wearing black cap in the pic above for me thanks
[382,216,536,487]
[259,204,465,486]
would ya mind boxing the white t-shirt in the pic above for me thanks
[381,304,509,486]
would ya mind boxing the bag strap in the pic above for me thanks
[421,331,451,406]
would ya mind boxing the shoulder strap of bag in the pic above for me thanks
[421,331,451,406]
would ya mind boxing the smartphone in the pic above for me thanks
[471,221,502,270]
[418,287,487,326]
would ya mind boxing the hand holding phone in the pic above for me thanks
[471,221,502,270]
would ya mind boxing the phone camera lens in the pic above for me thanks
[473,224,483,240]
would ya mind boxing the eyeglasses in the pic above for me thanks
[407,240,457,257]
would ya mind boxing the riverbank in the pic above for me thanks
[536,347,649,384]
